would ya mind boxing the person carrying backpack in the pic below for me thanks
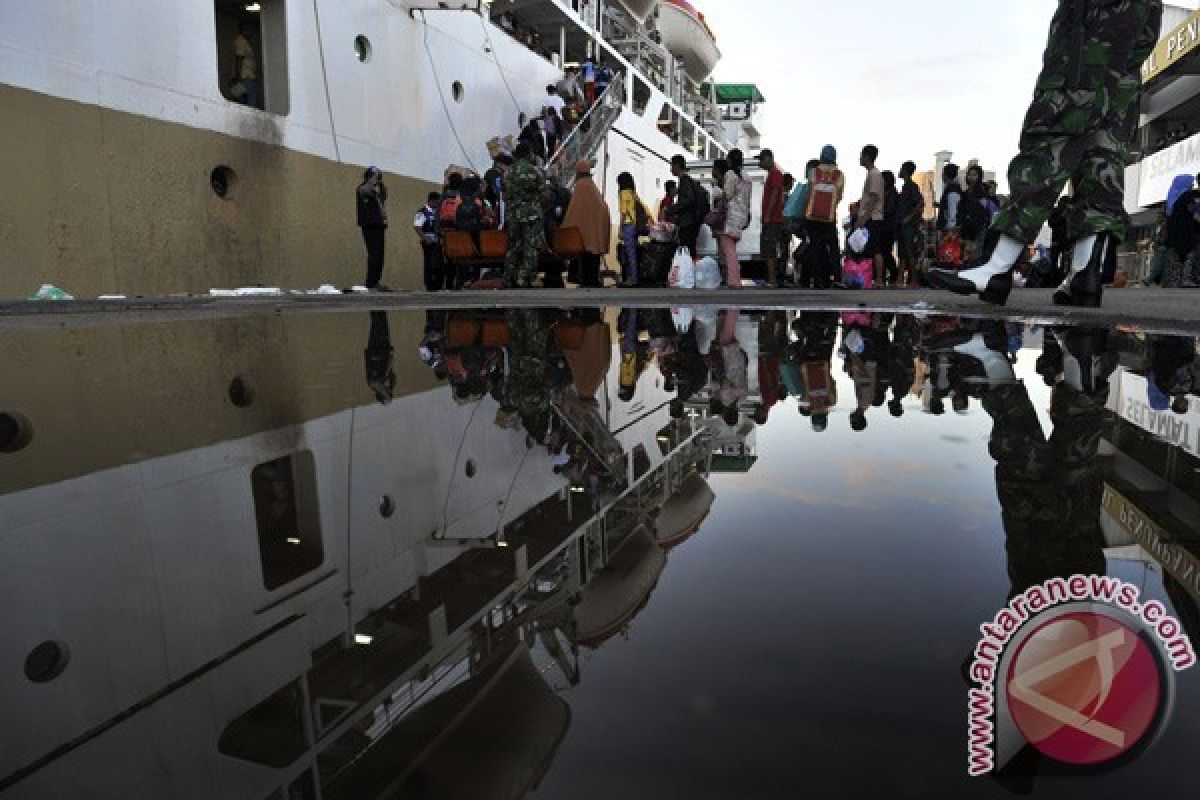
[439,173,465,230]
[803,145,846,289]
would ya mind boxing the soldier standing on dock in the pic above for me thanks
[931,0,1163,309]
[505,143,547,288]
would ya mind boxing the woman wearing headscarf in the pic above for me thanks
[561,160,612,287]
[1164,173,1198,288]
[356,166,388,290]
[720,149,753,288]
[617,172,653,287]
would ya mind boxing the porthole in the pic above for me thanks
[379,495,395,518]
[228,376,254,408]
[210,165,237,199]
[354,35,371,63]
[0,412,33,453]
[451,81,464,103]
[465,459,476,478]
[25,640,69,683]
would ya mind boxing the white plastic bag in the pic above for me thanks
[847,227,870,255]
[671,306,694,334]
[694,256,721,289]
[668,247,696,289]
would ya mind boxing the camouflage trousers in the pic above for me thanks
[982,379,1108,598]
[992,0,1163,244]
[505,308,553,434]
[505,215,546,285]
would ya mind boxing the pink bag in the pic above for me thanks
[842,257,874,289]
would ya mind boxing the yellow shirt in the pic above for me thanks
[619,189,653,226]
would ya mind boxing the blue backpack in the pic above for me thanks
[784,182,810,220]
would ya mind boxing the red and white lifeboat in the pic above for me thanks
[614,0,659,24]
[657,0,721,84]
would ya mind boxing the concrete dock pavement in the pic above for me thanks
[3,288,1200,334]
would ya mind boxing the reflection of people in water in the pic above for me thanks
[708,309,747,428]
[755,311,790,425]
[785,312,839,432]
[1147,334,1197,415]
[840,313,888,433]
[506,308,555,442]
[886,315,919,418]
[364,311,396,404]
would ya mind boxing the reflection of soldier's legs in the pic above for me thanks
[983,382,1102,596]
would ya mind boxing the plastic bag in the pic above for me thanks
[671,306,694,334]
[30,284,74,300]
[847,227,870,255]
[694,256,722,289]
[696,223,716,254]
[668,247,696,289]
[842,257,874,289]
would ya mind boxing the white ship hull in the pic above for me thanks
[0,311,705,798]
[0,0,725,297]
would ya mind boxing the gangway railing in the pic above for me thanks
[547,72,626,187]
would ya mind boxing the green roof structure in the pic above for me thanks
[710,84,766,104]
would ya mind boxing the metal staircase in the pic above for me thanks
[546,72,626,188]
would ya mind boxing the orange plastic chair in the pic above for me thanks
[443,231,479,262]
[479,230,509,261]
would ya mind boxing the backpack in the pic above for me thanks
[456,194,483,232]
[439,192,463,226]
[937,233,964,267]
[805,166,842,223]
[784,182,810,220]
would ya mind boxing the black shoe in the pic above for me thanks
[929,267,1013,306]
[1053,234,1111,308]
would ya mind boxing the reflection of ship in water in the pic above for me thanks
[0,310,716,799]
[1097,333,1200,642]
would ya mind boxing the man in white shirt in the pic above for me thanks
[544,85,566,116]
[856,144,885,285]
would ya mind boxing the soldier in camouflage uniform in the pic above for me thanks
[933,0,1163,308]
[505,307,555,440]
[505,144,548,288]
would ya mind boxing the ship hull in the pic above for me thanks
[0,0,721,297]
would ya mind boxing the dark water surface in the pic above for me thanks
[1,307,1197,799]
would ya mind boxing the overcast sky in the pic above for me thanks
[704,0,1197,196]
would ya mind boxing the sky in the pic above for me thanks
[702,0,1196,197]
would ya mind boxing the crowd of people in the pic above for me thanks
[411,307,1197,443]
[354,60,624,291]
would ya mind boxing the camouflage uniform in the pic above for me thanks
[991,0,1162,245]
[506,308,553,437]
[981,331,1115,597]
[505,159,548,285]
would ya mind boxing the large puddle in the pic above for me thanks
[1,308,1197,799]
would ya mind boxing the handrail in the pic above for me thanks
[546,72,626,186]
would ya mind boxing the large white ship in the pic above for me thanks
[0,0,763,298]
[0,309,719,798]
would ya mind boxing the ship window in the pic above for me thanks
[0,412,33,453]
[632,76,652,115]
[214,0,290,115]
[354,35,372,63]
[252,452,324,590]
